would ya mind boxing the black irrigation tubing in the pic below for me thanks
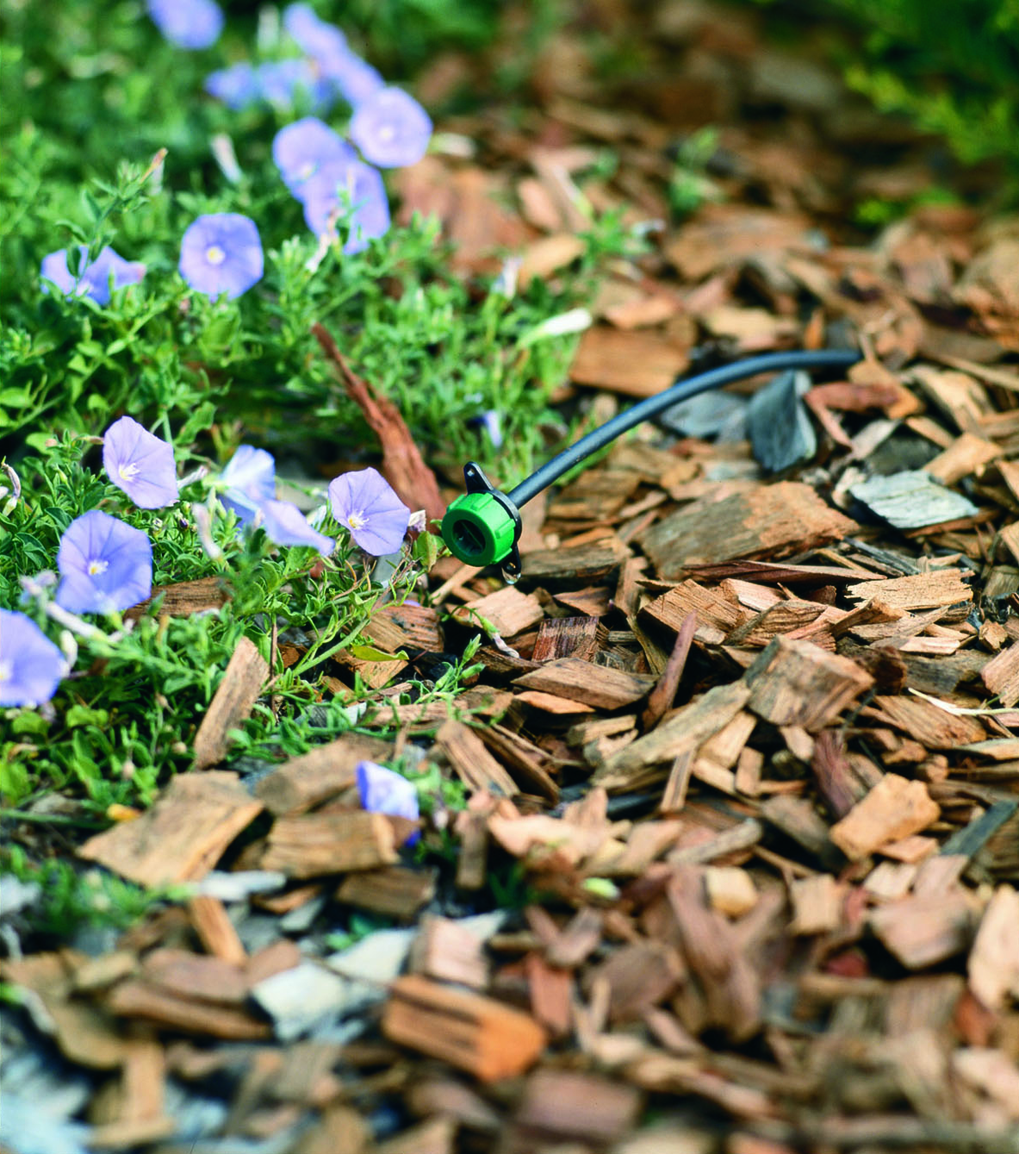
[506,348,862,508]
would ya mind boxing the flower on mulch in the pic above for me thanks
[55,511,152,615]
[205,62,260,110]
[257,499,334,556]
[301,160,390,251]
[356,761,420,837]
[0,609,66,707]
[328,467,409,555]
[147,0,223,49]
[220,445,276,525]
[349,86,431,168]
[272,117,355,197]
[179,213,263,300]
[40,246,145,307]
[103,416,178,509]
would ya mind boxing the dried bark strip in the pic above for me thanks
[312,322,444,522]
[193,636,269,770]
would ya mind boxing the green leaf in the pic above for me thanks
[348,643,407,662]
[65,705,110,729]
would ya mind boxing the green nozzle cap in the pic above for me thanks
[442,492,517,566]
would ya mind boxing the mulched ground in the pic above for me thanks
[3,3,1019,1152]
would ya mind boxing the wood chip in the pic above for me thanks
[845,570,972,611]
[513,657,655,710]
[192,636,269,770]
[434,719,518,797]
[531,615,599,662]
[254,735,393,816]
[595,681,751,790]
[869,889,978,968]
[640,483,857,578]
[981,641,1019,707]
[829,774,941,861]
[967,885,1019,1010]
[188,896,246,964]
[106,979,271,1039]
[515,1069,643,1142]
[452,586,545,638]
[336,866,437,920]
[570,326,690,397]
[382,975,547,1082]
[78,772,264,887]
[312,324,444,522]
[262,811,399,878]
[745,636,874,731]
[410,915,489,989]
[788,874,843,934]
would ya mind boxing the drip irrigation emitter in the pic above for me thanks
[441,348,862,580]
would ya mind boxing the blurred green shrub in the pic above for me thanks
[832,0,1019,167]
[753,0,1019,170]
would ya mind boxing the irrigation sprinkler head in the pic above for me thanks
[441,461,522,579]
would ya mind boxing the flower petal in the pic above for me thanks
[103,415,179,509]
[349,86,431,168]
[258,499,334,556]
[179,213,263,300]
[356,760,420,830]
[0,609,66,707]
[55,510,153,614]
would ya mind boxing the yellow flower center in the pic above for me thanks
[118,463,139,481]
[87,559,109,576]
[348,511,367,530]
[0,659,12,683]
[206,245,226,266]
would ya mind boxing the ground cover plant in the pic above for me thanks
[0,0,615,821]
[3,1,1019,1153]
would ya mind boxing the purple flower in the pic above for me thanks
[147,0,223,49]
[471,410,503,450]
[328,467,409,555]
[103,416,179,509]
[323,52,385,108]
[220,445,276,525]
[257,499,334,556]
[281,3,383,107]
[356,761,420,837]
[0,610,66,708]
[256,59,335,113]
[179,213,263,300]
[56,511,152,615]
[40,246,145,307]
[302,160,389,252]
[349,86,431,168]
[205,62,261,110]
[283,3,349,61]
[272,117,356,198]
